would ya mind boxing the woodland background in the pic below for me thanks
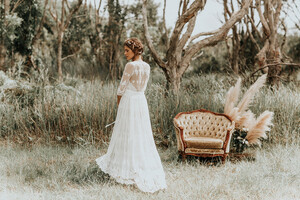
[0,0,300,84]
[0,0,300,199]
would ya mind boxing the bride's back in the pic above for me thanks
[117,60,150,95]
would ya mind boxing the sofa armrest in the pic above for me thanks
[173,120,185,152]
[223,121,235,153]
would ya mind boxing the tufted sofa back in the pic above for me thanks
[174,110,233,141]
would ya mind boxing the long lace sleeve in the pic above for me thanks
[117,63,134,96]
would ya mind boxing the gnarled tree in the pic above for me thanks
[142,0,251,92]
[254,0,283,85]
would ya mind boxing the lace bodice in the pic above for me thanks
[117,60,150,96]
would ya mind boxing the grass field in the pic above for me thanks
[1,143,300,200]
[0,72,299,199]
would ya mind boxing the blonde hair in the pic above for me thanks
[124,38,144,56]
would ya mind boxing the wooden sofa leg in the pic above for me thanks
[222,154,228,164]
[182,153,186,161]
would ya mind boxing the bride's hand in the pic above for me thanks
[117,95,122,106]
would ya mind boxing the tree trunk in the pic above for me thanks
[232,25,240,74]
[255,0,283,86]
[223,0,240,74]
[165,62,181,93]
[57,31,63,81]
[0,0,7,71]
[49,0,83,81]
[0,38,5,71]
[266,47,282,85]
[166,73,181,94]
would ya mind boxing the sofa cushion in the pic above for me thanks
[185,137,223,149]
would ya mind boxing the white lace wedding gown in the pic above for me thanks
[96,60,167,193]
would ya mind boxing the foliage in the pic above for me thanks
[190,42,228,74]
[63,4,93,57]
[0,72,298,148]
[10,0,42,56]
[191,54,221,74]
[0,0,299,80]
[101,0,127,79]
[287,35,300,63]
[0,12,23,53]
[238,30,262,71]
[126,0,170,66]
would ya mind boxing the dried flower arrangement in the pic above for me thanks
[224,74,274,152]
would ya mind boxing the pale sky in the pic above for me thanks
[88,0,299,35]
[89,0,224,33]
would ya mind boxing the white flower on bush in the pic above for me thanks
[242,128,249,132]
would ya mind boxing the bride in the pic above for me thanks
[96,38,167,193]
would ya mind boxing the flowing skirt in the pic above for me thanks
[96,89,167,193]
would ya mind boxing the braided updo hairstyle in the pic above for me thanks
[124,38,144,56]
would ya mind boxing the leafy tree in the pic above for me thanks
[102,0,127,80]
[49,0,83,81]
[0,0,23,70]
[11,0,41,56]
[126,0,170,66]
[63,5,92,58]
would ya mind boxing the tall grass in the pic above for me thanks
[0,70,299,147]
[0,70,299,199]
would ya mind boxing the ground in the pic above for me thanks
[1,143,299,200]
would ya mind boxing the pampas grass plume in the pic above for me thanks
[236,110,256,129]
[224,78,241,115]
[237,74,267,114]
[246,110,274,146]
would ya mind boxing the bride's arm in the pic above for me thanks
[117,63,134,105]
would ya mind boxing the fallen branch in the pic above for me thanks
[250,63,300,77]
[62,54,76,61]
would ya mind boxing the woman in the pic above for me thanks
[96,38,167,193]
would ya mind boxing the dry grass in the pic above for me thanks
[0,143,300,200]
[0,73,299,147]
[0,73,299,199]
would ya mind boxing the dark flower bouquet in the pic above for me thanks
[231,128,249,153]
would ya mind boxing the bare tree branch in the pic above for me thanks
[178,0,183,18]
[223,0,231,20]
[182,0,188,15]
[274,0,282,28]
[255,0,270,36]
[142,0,166,69]
[250,63,300,77]
[246,14,262,39]
[245,18,260,51]
[64,0,83,30]
[32,0,49,46]
[181,0,251,75]
[280,20,287,50]
[187,29,219,46]
[65,0,71,11]
[162,0,169,49]
[168,0,206,60]
[49,0,59,25]
[178,15,196,53]
[62,54,76,61]
[11,0,24,13]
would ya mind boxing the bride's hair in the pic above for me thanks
[124,38,144,56]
